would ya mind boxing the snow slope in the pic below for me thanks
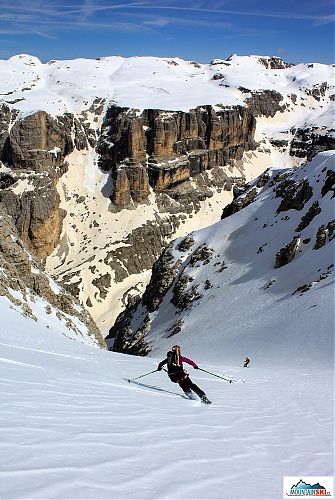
[0,297,333,500]
[113,152,335,367]
[0,53,333,119]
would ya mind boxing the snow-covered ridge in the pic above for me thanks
[0,53,334,116]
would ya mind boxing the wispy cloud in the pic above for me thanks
[312,15,335,26]
[78,0,96,22]
[0,28,29,35]
[0,1,333,30]
[141,14,233,29]
[142,17,169,27]
[32,30,58,40]
[129,5,335,24]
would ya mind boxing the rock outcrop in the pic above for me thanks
[110,244,183,354]
[0,206,105,348]
[0,108,94,258]
[289,127,335,160]
[257,56,294,69]
[97,105,256,208]
[274,236,301,268]
[0,173,64,258]
[245,90,287,118]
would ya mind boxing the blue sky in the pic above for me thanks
[0,0,333,64]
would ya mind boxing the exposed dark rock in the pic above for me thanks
[212,73,225,80]
[257,56,294,69]
[171,272,194,309]
[171,283,203,312]
[275,236,300,268]
[0,172,16,189]
[245,90,286,117]
[275,179,313,213]
[215,261,228,273]
[111,164,150,206]
[221,187,257,219]
[102,217,180,283]
[108,245,183,353]
[204,279,212,290]
[166,319,184,338]
[92,273,111,300]
[327,220,335,239]
[313,225,328,249]
[0,173,65,258]
[293,266,333,295]
[177,236,195,252]
[189,244,213,266]
[289,128,335,160]
[0,104,19,157]
[63,279,82,298]
[142,245,182,312]
[0,108,96,259]
[112,319,152,356]
[270,139,289,149]
[2,111,74,174]
[305,82,328,101]
[238,86,251,94]
[293,283,312,295]
[295,201,321,232]
[321,170,335,198]
[256,171,271,188]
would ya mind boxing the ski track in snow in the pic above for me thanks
[0,325,333,500]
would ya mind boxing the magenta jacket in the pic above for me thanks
[158,356,198,371]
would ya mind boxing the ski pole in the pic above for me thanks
[127,369,158,383]
[198,367,233,383]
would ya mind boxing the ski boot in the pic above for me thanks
[201,394,212,405]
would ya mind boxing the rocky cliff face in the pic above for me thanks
[0,205,105,348]
[0,106,96,258]
[97,105,256,207]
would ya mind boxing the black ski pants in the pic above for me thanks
[179,376,206,398]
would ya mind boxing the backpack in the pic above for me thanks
[166,350,183,373]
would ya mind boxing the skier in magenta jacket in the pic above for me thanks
[157,345,210,403]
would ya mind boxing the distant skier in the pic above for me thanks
[157,345,211,404]
[243,356,250,368]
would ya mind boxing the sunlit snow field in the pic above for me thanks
[0,305,333,500]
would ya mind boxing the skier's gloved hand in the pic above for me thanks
[194,365,199,369]
[157,366,162,371]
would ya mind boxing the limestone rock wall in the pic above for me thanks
[0,176,64,258]
[97,105,256,207]
[0,206,105,348]
[0,108,93,258]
